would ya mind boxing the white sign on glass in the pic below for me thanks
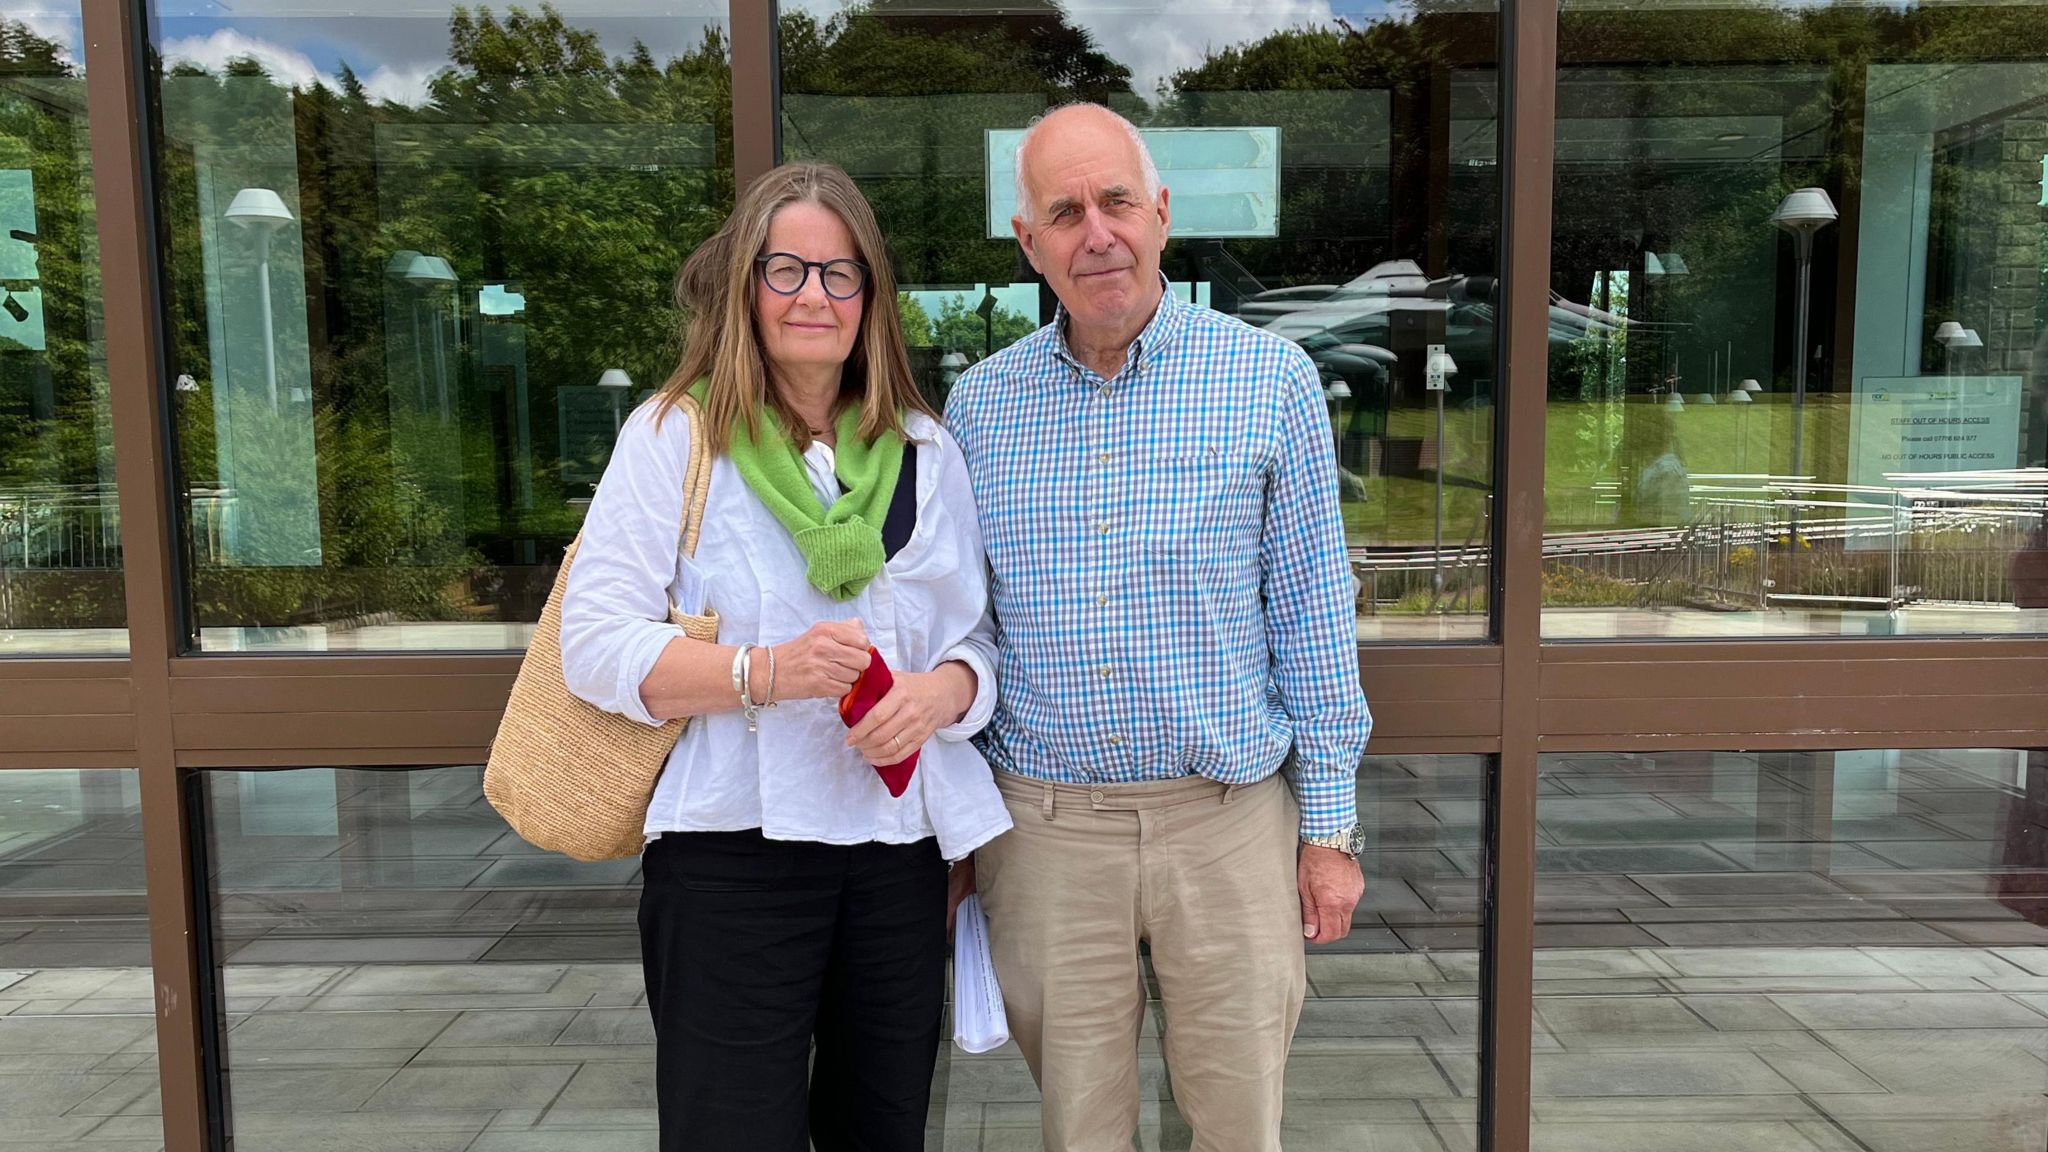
[986,126,1280,239]
[1848,374,2023,487]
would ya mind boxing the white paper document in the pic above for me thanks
[951,893,1010,1054]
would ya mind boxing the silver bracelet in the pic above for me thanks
[731,643,757,715]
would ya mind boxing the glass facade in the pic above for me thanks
[0,770,155,1146]
[0,6,123,656]
[779,0,1501,641]
[1545,2,2048,639]
[189,755,1477,1149]
[149,2,733,652]
[1532,749,2048,1151]
[7,2,2047,1150]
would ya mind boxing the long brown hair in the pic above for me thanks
[654,162,932,451]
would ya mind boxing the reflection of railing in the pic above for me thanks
[0,484,123,630]
[1543,470,2048,613]
[0,485,121,571]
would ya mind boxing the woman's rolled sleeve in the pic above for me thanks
[560,402,697,728]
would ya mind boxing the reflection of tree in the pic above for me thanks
[0,20,123,626]
[149,4,735,629]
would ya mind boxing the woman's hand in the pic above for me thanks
[844,661,976,767]
[947,854,976,936]
[766,620,871,702]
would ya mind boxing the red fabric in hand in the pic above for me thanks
[838,647,919,798]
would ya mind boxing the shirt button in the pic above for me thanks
[1098,452,1111,465]
[1097,521,1112,535]
[1096,594,1109,606]
[1099,665,1114,679]
[1107,733,1124,747]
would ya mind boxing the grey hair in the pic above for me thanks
[1011,103,1163,223]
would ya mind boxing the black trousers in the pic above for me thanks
[639,830,948,1152]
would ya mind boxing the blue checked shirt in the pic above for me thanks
[944,284,1372,838]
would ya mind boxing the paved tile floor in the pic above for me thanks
[2,750,2045,1149]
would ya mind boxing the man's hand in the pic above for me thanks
[947,855,976,936]
[1298,843,1364,945]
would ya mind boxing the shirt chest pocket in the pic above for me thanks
[1142,446,1259,559]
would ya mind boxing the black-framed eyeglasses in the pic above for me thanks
[755,252,869,300]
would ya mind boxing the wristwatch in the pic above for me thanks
[1301,823,1365,858]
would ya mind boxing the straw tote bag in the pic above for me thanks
[485,394,720,861]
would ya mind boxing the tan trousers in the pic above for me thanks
[976,771,1306,1152]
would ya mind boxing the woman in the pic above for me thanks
[559,162,1010,1152]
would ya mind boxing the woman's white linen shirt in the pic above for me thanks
[559,401,1012,862]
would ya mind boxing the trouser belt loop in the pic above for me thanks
[1042,782,1056,821]
[1222,783,1239,805]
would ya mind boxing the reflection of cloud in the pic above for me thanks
[163,29,325,90]
[5,9,82,66]
[1065,0,1341,94]
[362,63,442,107]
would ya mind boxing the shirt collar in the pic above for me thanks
[1049,273,1186,378]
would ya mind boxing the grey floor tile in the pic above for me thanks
[480,934,640,963]
[1528,1120,1828,1152]
[1678,995,1807,1031]
[1651,948,1893,978]
[1293,998,1457,1039]
[328,964,568,997]
[1991,947,2048,976]
[1282,1052,1460,1100]
[1633,873,1859,907]
[229,937,495,965]
[0,1015,153,1055]
[0,1071,126,1117]
[228,1009,456,1050]
[467,1133,659,1152]
[1772,992,2048,1030]
[552,1061,655,1110]
[1645,921,1953,948]
[224,1109,492,1152]
[1860,948,2031,978]
[1536,997,1712,1036]
[555,1008,657,1047]
[1756,1049,1887,1094]
[1814,1030,2048,1095]
[428,1009,578,1048]
[359,1063,577,1112]
[1931,920,2048,946]
[1531,1051,1796,1097]
[473,858,642,888]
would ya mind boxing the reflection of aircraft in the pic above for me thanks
[1232,260,1636,474]
[1235,259,1632,378]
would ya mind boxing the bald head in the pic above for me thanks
[1013,104,1161,223]
[1009,103,1171,353]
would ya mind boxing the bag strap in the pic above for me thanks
[674,392,714,561]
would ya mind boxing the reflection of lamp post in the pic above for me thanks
[1733,378,1759,470]
[975,289,997,360]
[1427,347,1458,594]
[225,188,294,413]
[1324,378,1352,464]
[597,368,633,436]
[1773,187,1838,539]
[403,255,459,421]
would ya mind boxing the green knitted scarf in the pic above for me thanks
[693,381,904,601]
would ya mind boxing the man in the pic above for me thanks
[944,103,1373,1152]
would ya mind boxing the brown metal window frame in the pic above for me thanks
[0,1,2034,1150]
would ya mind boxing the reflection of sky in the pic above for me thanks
[148,5,724,105]
[141,0,1433,103]
[785,0,1422,94]
[0,5,83,67]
